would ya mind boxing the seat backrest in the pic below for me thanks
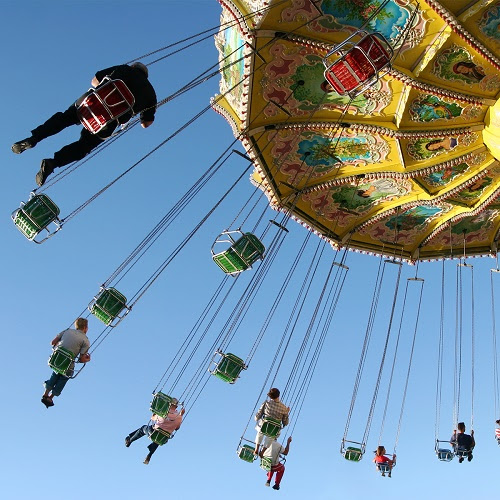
[261,417,282,438]
[344,447,363,462]
[378,463,391,473]
[150,392,174,418]
[437,449,454,461]
[215,352,245,382]
[48,346,75,375]
[91,287,127,325]
[149,428,171,446]
[238,444,256,463]
[78,79,134,133]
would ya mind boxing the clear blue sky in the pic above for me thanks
[1,1,498,499]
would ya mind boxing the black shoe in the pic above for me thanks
[468,454,473,462]
[125,436,131,447]
[143,454,152,465]
[36,159,56,187]
[41,396,54,408]
[272,484,280,490]
[12,136,37,154]
[459,457,464,463]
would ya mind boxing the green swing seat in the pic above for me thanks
[238,444,256,463]
[150,392,175,418]
[212,352,245,384]
[213,232,265,275]
[48,346,75,376]
[149,428,171,446]
[12,194,61,242]
[261,417,282,438]
[90,287,128,326]
[344,447,363,462]
[260,456,272,471]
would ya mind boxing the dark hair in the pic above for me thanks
[458,422,466,432]
[452,61,485,82]
[268,388,280,399]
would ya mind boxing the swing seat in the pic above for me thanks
[150,392,175,418]
[77,79,135,134]
[323,33,392,97]
[378,463,391,474]
[212,352,246,384]
[455,448,471,458]
[149,428,171,446]
[260,456,272,471]
[89,287,128,326]
[212,232,265,275]
[260,417,282,439]
[48,346,75,376]
[238,444,257,463]
[436,448,454,462]
[343,446,363,462]
[12,194,61,242]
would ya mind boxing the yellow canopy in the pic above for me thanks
[214,0,500,261]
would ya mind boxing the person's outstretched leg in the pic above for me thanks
[144,442,159,464]
[12,106,80,154]
[125,425,148,447]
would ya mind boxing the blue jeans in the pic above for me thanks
[44,371,69,396]
[127,425,160,455]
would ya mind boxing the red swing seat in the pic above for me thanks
[77,79,135,134]
[324,33,392,96]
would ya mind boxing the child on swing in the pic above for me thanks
[373,446,396,477]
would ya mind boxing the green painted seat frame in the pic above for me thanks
[89,287,129,326]
[150,392,175,418]
[260,457,272,471]
[238,444,256,463]
[344,446,363,462]
[149,428,171,446]
[210,351,246,384]
[260,417,282,438]
[48,346,75,376]
[212,230,265,276]
[12,193,62,243]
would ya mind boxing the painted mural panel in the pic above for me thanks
[478,2,500,48]
[361,203,451,245]
[454,176,494,202]
[260,42,392,117]
[427,209,500,249]
[431,44,500,92]
[215,16,247,118]
[408,94,481,123]
[302,177,412,227]
[267,129,391,182]
[406,132,479,161]
[280,0,426,53]
[419,162,471,189]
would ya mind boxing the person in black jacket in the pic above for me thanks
[12,62,157,186]
[450,422,475,463]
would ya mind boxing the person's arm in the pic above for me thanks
[255,402,265,421]
[471,430,475,448]
[174,409,185,430]
[282,436,292,456]
[141,121,153,129]
[78,338,91,362]
[450,430,457,444]
[92,65,121,88]
[282,406,290,427]
[51,331,64,346]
